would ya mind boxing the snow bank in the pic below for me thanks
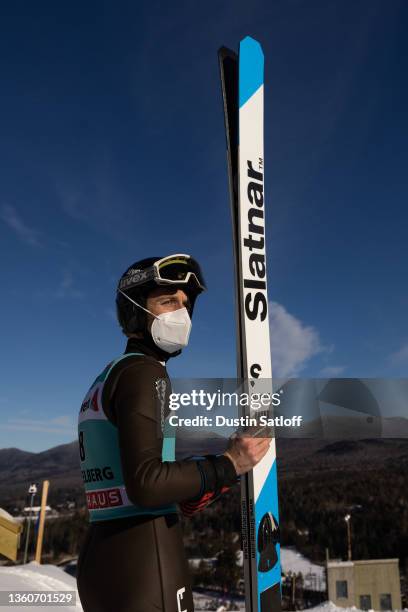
[0,561,405,611]
[281,546,326,590]
[0,561,82,611]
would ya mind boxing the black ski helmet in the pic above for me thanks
[116,254,206,335]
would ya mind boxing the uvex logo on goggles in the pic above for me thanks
[118,269,155,290]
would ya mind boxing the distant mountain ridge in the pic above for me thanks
[1,435,408,508]
[0,442,82,508]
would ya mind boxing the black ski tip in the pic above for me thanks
[260,583,282,612]
[218,45,238,62]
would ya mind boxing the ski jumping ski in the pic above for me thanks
[218,36,282,611]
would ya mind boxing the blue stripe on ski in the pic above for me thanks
[256,459,281,598]
[239,36,264,108]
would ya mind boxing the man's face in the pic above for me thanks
[145,287,190,329]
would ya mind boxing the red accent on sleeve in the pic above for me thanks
[180,486,230,517]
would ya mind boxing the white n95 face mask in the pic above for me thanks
[150,307,191,353]
[118,290,192,353]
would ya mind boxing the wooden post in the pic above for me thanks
[325,547,330,600]
[34,480,49,564]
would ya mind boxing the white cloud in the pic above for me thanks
[0,204,41,247]
[51,415,72,426]
[319,365,346,377]
[33,270,84,301]
[105,307,117,321]
[389,342,408,365]
[3,415,75,435]
[56,172,133,242]
[54,271,84,299]
[269,301,324,377]
[1,424,73,434]
[59,189,87,222]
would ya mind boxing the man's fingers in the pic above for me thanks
[239,436,270,450]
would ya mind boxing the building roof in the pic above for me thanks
[327,558,399,568]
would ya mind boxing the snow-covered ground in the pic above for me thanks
[0,561,82,611]
[281,546,326,591]
[0,563,242,612]
[303,603,407,612]
[0,560,405,611]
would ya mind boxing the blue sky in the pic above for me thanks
[0,0,407,452]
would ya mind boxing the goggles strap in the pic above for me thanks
[117,289,159,320]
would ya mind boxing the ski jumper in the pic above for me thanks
[76,337,238,612]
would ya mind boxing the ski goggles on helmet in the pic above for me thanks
[118,254,207,292]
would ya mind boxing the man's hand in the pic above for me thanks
[223,431,271,476]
